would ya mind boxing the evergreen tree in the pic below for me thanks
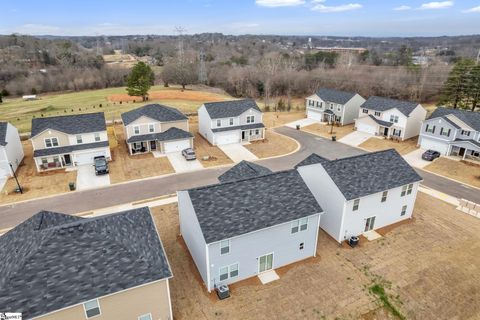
[126,62,155,101]
[441,58,475,108]
[467,64,480,111]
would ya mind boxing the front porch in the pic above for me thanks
[379,126,403,141]
[36,154,74,172]
[129,140,159,155]
[241,128,265,142]
[448,145,480,162]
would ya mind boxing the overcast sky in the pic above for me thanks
[1,0,480,37]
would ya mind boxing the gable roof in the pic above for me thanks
[315,88,357,105]
[126,127,193,144]
[121,104,188,125]
[31,112,106,137]
[0,207,172,319]
[296,149,422,200]
[203,99,261,119]
[0,122,7,146]
[218,160,272,183]
[428,107,480,131]
[368,114,394,127]
[186,169,323,243]
[361,96,419,116]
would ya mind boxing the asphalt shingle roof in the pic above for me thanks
[368,115,394,127]
[453,138,480,148]
[428,107,480,131]
[296,149,422,200]
[361,96,419,116]
[218,160,272,183]
[187,169,323,243]
[0,122,7,146]
[121,104,187,125]
[211,122,265,133]
[126,127,193,143]
[33,141,109,157]
[203,99,261,119]
[31,112,106,137]
[0,207,172,319]
[315,88,357,105]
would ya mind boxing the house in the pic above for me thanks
[355,96,427,140]
[305,88,365,125]
[0,207,173,320]
[178,169,323,292]
[30,112,111,172]
[198,99,265,145]
[121,104,193,155]
[418,107,480,162]
[0,122,24,179]
[217,160,272,183]
[296,149,422,243]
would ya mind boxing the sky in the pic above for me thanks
[1,0,480,37]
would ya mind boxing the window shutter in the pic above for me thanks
[432,126,436,134]
[440,127,443,135]
[425,124,429,132]
[447,129,451,137]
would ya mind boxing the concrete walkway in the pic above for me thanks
[338,131,374,147]
[219,143,258,162]
[76,165,110,191]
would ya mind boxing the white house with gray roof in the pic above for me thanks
[30,112,110,172]
[0,122,24,179]
[355,96,427,140]
[198,99,265,145]
[297,149,422,243]
[418,107,480,162]
[178,169,323,292]
[305,88,365,125]
[121,104,193,155]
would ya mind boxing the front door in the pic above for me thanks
[150,140,157,151]
[459,147,466,157]
[64,154,72,166]
[364,217,376,232]
[383,127,389,136]
[241,131,246,141]
[258,253,274,273]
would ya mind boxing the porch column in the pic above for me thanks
[446,144,452,156]
[129,143,133,155]
[463,148,468,160]
[262,128,265,139]
[147,141,151,152]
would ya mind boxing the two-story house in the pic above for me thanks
[121,104,193,155]
[296,149,422,243]
[0,207,173,320]
[0,122,24,179]
[30,112,111,172]
[198,99,265,145]
[305,88,365,125]
[355,96,427,140]
[418,107,480,162]
[178,169,323,292]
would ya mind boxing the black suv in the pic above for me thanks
[94,156,109,175]
[421,149,441,161]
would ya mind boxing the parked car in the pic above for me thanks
[182,148,196,161]
[94,156,109,175]
[422,149,441,161]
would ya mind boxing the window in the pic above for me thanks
[440,127,451,137]
[76,135,83,144]
[374,111,381,117]
[425,124,435,133]
[45,137,59,148]
[246,115,255,123]
[53,156,60,163]
[401,205,407,216]
[299,242,304,250]
[134,126,140,134]
[389,115,399,123]
[353,199,360,211]
[148,124,155,133]
[229,263,239,278]
[229,118,234,126]
[216,119,221,127]
[401,184,413,197]
[292,218,308,234]
[219,266,229,281]
[461,130,470,136]
[220,240,230,255]
[381,191,388,202]
[291,220,299,234]
[299,217,308,231]
[41,158,48,164]
[255,129,259,135]
[329,104,333,110]
[84,299,101,318]
[362,109,369,114]
[219,264,239,281]
[94,133,101,142]
[138,314,152,320]
[406,183,413,195]
[337,106,341,111]
[308,100,314,106]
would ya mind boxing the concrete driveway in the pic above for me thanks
[338,131,374,147]
[219,143,258,162]
[285,118,318,129]
[76,165,111,191]
[403,149,433,169]
[166,152,204,173]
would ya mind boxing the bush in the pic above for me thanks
[277,98,286,112]
[1,89,9,96]
[31,88,37,95]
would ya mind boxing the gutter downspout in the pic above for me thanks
[205,243,211,292]
[313,212,323,257]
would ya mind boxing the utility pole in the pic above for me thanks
[198,48,207,84]
[9,162,22,194]
[476,48,480,64]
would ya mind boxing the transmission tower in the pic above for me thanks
[476,48,480,64]
[198,48,207,83]
[95,33,102,56]
[174,26,186,62]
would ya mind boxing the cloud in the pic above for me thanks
[462,5,480,13]
[311,1,362,13]
[256,0,305,7]
[419,1,453,10]
[393,5,411,11]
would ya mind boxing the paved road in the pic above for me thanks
[0,127,478,230]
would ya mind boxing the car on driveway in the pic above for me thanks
[94,156,109,175]
[421,149,441,161]
[182,148,197,161]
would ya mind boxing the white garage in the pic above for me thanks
[163,139,191,153]
[419,137,449,155]
[355,118,378,135]
[307,109,323,121]
[74,149,109,165]
[214,131,240,145]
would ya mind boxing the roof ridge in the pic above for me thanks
[328,148,397,163]
[32,111,104,121]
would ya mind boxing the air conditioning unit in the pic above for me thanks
[216,284,230,300]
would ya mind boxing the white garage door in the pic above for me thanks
[419,137,449,155]
[356,121,377,135]
[307,109,323,121]
[164,139,191,153]
[75,150,106,166]
[215,132,239,145]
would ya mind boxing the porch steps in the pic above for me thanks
[258,270,280,285]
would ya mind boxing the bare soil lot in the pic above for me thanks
[152,192,480,319]
[263,111,305,128]
[359,137,419,155]
[424,157,480,188]
[244,131,298,159]
[302,123,355,140]
[107,89,229,104]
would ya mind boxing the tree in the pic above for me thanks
[441,58,475,109]
[161,61,197,90]
[126,62,155,101]
[0,93,3,103]
[466,64,480,111]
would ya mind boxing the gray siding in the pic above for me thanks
[420,117,457,142]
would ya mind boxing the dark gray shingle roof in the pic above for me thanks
[0,122,7,146]
[211,122,265,133]
[218,161,272,183]
[203,99,261,119]
[315,88,357,105]
[126,127,193,143]
[121,104,187,125]
[368,115,393,127]
[297,149,422,200]
[428,107,480,131]
[31,112,106,137]
[0,207,172,319]
[295,153,330,168]
[187,169,323,243]
[453,138,480,148]
[361,96,419,116]
[33,141,109,157]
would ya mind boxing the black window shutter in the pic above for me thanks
[425,124,429,132]
[432,126,436,134]
[447,129,451,137]
[440,127,443,135]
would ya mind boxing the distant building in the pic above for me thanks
[22,95,37,101]
[314,47,368,54]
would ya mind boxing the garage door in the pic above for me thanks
[307,109,322,121]
[75,150,107,166]
[419,137,448,155]
[215,132,239,145]
[164,139,191,153]
[356,121,377,135]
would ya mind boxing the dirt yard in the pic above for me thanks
[0,141,76,204]
[302,123,355,140]
[244,130,298,159]
[424,157,480,188]
[263,111,305,128]
[108,125,175,184]
[359,136,419,155]
[108,89,229,104]
[151,192,480,320]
